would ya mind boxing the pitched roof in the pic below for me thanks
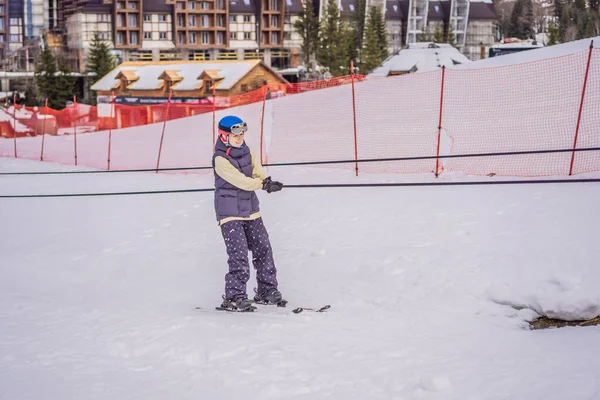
[116,70,139,81]
[285,0,304,14]
[469,1,496,20]
[428,1,446,20]
[229,0,257,13]
[386,1,407,20]
[91,60,287,92]
[368,42,471,76]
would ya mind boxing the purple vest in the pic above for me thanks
[213,139,260,221]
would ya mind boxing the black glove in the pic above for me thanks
[262,176,283,193]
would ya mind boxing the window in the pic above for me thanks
[159,32,167,39]
[116,32,124,44]
[217,15,225,27]
[116,14,124,27]
[270,32,278,44]
[178,32,185,44]
[216,0,225,9]
[129,31,139,44]
[144,32,151,39]
[158,14,167,22]
[230,32,237,39]
[0,20,4,30]
[230,15,236,23]
[102,32,110,40]
[10,18,18,25]
[243,15,251,22]
[392,34,399,40]
[202,32,209,44]
[189,32,197,43]
[10,34,19,42]
[189,15,196,27]
[201,15,209,27]
[143,14,151,22]
[0,35,4,43]
[177,2,183,9]
[271,15,278,27]
[97,14,109,22]
[128,1,137,9]
[129,14,137,27]
[177,14,185,27]
[201,1,210,9]
[217,32,224,44]
[241,84,248,92]
[244,32,251,40]
[188,1,196,9]
[270,0,278,10]
[116,2,125,9]
[0,6,5,13]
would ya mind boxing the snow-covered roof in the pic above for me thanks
[368,43,471,76]
[90,60,276,92]
[451,36,599,70]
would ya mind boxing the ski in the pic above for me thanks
[194,304,330,314]
[292,305,331,314]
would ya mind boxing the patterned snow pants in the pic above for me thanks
[220,218,278,300]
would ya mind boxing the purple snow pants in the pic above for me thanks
[220,218,278,300]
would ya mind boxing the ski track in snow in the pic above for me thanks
[1,158,599,400]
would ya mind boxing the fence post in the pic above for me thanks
[569,40,594,176]
[73,96,78,166]
[40,98,48,161]
[260,84,268,164]
[350,61,359,177]
[107,92,114,170]
[212,86,216,150]
[156,90,173,173]
[435,66,446,178]
[12,93,17,158]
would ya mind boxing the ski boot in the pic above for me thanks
[217,296,256,312]
[253,288,288,307]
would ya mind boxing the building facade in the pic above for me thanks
[59,0,298,72]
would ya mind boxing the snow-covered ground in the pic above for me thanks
[1,157,599,400]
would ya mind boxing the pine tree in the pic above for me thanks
[361,5,389,73]
[56,56,77,109]
[433,24,444,43]
[87,32,115,85]
[446,23,457,46]
[293,0,320,66]
[317,0,351,76]
[352,0,367,59]
[547,20,560,45]
[419,26,431,42]
[35,45,58,104]
[508,0,536,39]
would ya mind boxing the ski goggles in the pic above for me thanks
[228,122,248,135]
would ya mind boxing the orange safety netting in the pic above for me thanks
[1,47,599,177]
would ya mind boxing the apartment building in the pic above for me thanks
[59,0,295,72]
[337,0,497,61]
[0,0,58,67]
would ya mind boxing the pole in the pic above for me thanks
[12,92,17,157]
[107,92,114,170]
[73,96,78,166]
[40,98,48,161]
[569,40,594,176]
[156,90,173,173]
[350,61,359,176]
[260,84,267,164]
[435,66,446,178]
